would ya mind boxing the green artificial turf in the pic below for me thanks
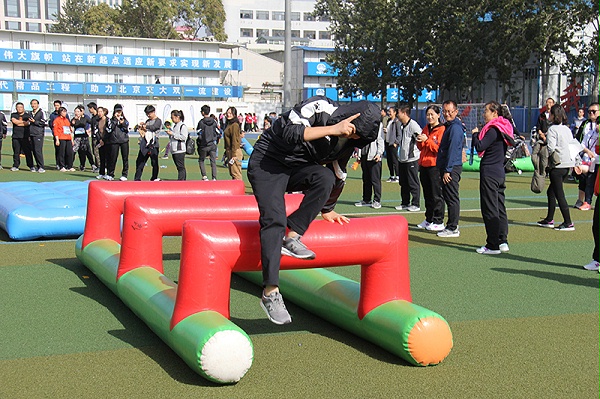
[0,138,598,398]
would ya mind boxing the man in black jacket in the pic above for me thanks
[0,111,6,169]
[28,99,46,173]
[196,104,219,180]
[10,102,33,172]
[248,96,380,325]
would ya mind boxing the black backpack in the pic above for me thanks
[196,120,218,147]
[185,134,196,155]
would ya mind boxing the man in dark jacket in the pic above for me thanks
[28,99,46,173]
[10,102,33,172]
[48,100,62,169]
[0,111,6,169]
[196,104,219,180]
[436,100,464,238]
[247,96,380,325]
[87,102,100,173]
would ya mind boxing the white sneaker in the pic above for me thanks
[476,246,501,255]
[60,167,67,172]
[119,176,128,181]
[406,205,420,212]
[416,220,430,229]
[499,243,509,253]
[37,168,46,173]
[426,223,445,232]
[395,204,407,210]
[437,229,460,238]
[371,201,381,209]
[96,174,105,180]
[583,260,599,271]
[10,167,19,172]
[202,176,209,181]
[104,175,114,181]
[355,200,372,207]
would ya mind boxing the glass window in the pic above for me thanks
[83,44,93,53]
[27,23,41,32]
[143,75,152,84]
[304,30,316,40]
[20,40,30,49]
[272,29,284,38]
[291,12,300,21]
[25,0,40,18]
[5,0,20,17]
[319,31,331,40]
[53,71,62,81]
[240,10,253,19]
[113,45,123,55]
[52,42,62,51]
[272,11,285,21]
[197,76,206,85]
[114,74,123,84]
[304,12,315,21]
[240,28,253,38]
[5,21,20,30]
[318,15,330,22]
[291,30,300,38]
[21,70,31,80]
[46,0,59,19]
[197,50,206,58]
[84,73,93,82]
[142,47,151,56]
[170,48,179,57]
[256,10,269,20]
[170,76,179,85]
[256,29,269,38]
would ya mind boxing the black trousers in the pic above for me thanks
[29,135,45,169]
[134,150,159,181]
[398,160,420,207]
[12,137,33,169]
[76,138,95,169]
[479,173,508,250]
[248,151,335,287]
[98,145,108,176]
[109,142,129,178]
[440,165,462,231]
[172,152,186,180]
[578,169,598,204]
[545,168,571,224]
[419,165,444,224]
[360,155,382,203]
[198,143,218,179]
[593,195,598,262]
[385,143,399,178]
[56,140,74,169]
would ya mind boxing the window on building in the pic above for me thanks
[142,47,151,56]
[83,44,93,53]
[240,28,253,38]
[143,75,152,84]
[240,9,253,19]
[197,76,206,85]
[304,30,316,40]
[170,76,179,85]
[291,12,300,21]
[96,44,103,53]
[113,46,123,55]
[25,0,39,18]
[52,42,62,51]
[84,73,93,82]
[26,23,41,32]
[5,21,20,30]
[256,29,269,38]
[154,75,161,84]
[318,15,330,22]
[197,50,206,58]
[21,70,31,80]
[170,48,179,57]
[45,0,59,20]
[319,31,331,40]
[256,10,269,20]
[53,71,62,81]
[5,0,20,17]
[272,11,285,21]
[272,29,284,38]
[114,74,123,84]
[304,12,315,21]
[291,30,300,38]
[20,40,30,50]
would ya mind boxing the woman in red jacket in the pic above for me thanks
[53,107,75,171]
[415,105,446,231]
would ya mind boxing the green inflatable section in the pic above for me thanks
[237,268,450,366]
[463,155,534,172]
[76,240,254,384]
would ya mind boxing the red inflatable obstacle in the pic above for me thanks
[117,194,303,278]
[82,180,246,248]
[173,217,411,325]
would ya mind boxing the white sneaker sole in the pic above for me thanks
[260,300,292,325]
[281,247,316,260]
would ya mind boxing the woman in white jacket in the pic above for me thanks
[166,109,188,180]
[537,104,580,231]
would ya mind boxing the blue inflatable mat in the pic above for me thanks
[0,181,89,240]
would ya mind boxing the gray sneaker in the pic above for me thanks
[371,201,381,209]
[354,200,372,207]
[281,235,316,259]
[437,228,460,237]
[260,291,292,325]
[406,205,421,212]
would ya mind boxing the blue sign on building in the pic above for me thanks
[304,87,437,103]
[0,48,243,71]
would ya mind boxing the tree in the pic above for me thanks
[119,0,179,39]
[177,0,227,42]
[83,3,123,37]
[48,0,93,34]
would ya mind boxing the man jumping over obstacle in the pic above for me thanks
[247,96,380,325]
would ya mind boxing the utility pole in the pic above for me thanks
[283,0,293,112]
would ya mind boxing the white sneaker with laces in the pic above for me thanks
[499,243,509,252]
[354,200,372,207]
[583,260,599,271]
[371,201,381,209]
[437,228,460,238]
[406,205,420,212]
[476,246,501,255]
[119,176,128,181]
[426,223,445,232]
[416,220,430,229]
